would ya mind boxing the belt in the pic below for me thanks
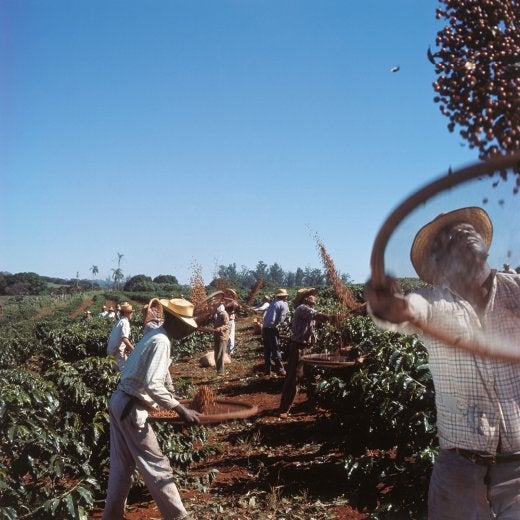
[449,448,520,466]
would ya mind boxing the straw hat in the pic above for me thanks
[223,288,238,299]
[275,288,288,298]
[159,298,198,329]
[143,298,163,323]
[120,302,133,313]
[294,287,317,307]
[410,206,493,283]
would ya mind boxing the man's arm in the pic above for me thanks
[122,336,134,352]
[364,277,414,324]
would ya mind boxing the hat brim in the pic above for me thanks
[294,287,317,307]
[410,207,492,284]
[223,288,238,299]
[160,299,198,330]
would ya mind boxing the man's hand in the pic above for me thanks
[198,326,216,334]
[364,277,414,324]
[174,403,201,425]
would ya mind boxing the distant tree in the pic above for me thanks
[237,266,256,288]
[153,274,179,285]
[5,282,29,295]
[268,263,285,285]
[341,272,353,284]
[295,267,305,287]
[285,271,296,288]
[253,261,268,281]
[124,274,154,292]
[218,264,239,284]
[4,272,47,295]
[0,274,9,294]
[89,265,99,290]
[303,267,325,287]
[111,268,124,291]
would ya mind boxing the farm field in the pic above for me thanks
[1,288,435,519]
[89,317,368,520]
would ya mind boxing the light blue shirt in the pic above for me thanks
[262,299,289,328]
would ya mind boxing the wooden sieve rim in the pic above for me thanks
[369,151,520,362]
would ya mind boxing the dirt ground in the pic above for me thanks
[89,318,368,520]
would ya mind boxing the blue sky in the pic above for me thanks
[1,0,480,285]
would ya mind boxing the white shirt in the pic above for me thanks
[118,326,179,410]
[107,316,131,370]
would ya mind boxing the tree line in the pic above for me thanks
[0,260,351,297]
[216,261,351,288]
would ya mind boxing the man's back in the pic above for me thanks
[263,299,288,328]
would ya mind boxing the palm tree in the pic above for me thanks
[90,265,99,290]
[112,268,124,291]
[117,252,124,269]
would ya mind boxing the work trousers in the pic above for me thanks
[102,390,188,520]
[279,341,306,413]
[214,338,227,375]
[428,448,520,519]
[262,327,284,374]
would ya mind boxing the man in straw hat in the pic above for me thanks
[261,288,290,377]
[278,289,338,419]
[142,297,164,335]
[365,207,520,519]
[102,298,201,520]
[106,302,135,371]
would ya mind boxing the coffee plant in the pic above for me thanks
[0,302,218,519]
[315,315,436,518]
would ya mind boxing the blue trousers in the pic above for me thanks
[428,448,520,519]
[262,327,284,373]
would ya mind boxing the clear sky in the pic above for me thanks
[1,0,480,286]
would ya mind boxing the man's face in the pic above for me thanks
[431,222,488,278]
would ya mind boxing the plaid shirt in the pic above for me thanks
[118,326,179,410]
[291,304,319,345]
[373,273,520,454]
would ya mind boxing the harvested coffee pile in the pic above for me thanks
[191,385,216,413]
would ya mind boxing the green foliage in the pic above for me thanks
[0,325,36,369]
[171,330,214,361]
[35,318,113,368]
[0,368,99,518]
[123,274,154,292]
[0,305,216,517]
[315,316,436,518]
[0,272,48,296]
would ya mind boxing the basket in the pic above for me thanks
[302,352,365,369]
[147,398,258,425]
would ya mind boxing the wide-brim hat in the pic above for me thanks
[294,287,317,307]
[160,298,198,330]
[276,288,288,298]
[120,302,133,313]
[410,206,493,284]
[223,288,238,300]
[143,298,163,322]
